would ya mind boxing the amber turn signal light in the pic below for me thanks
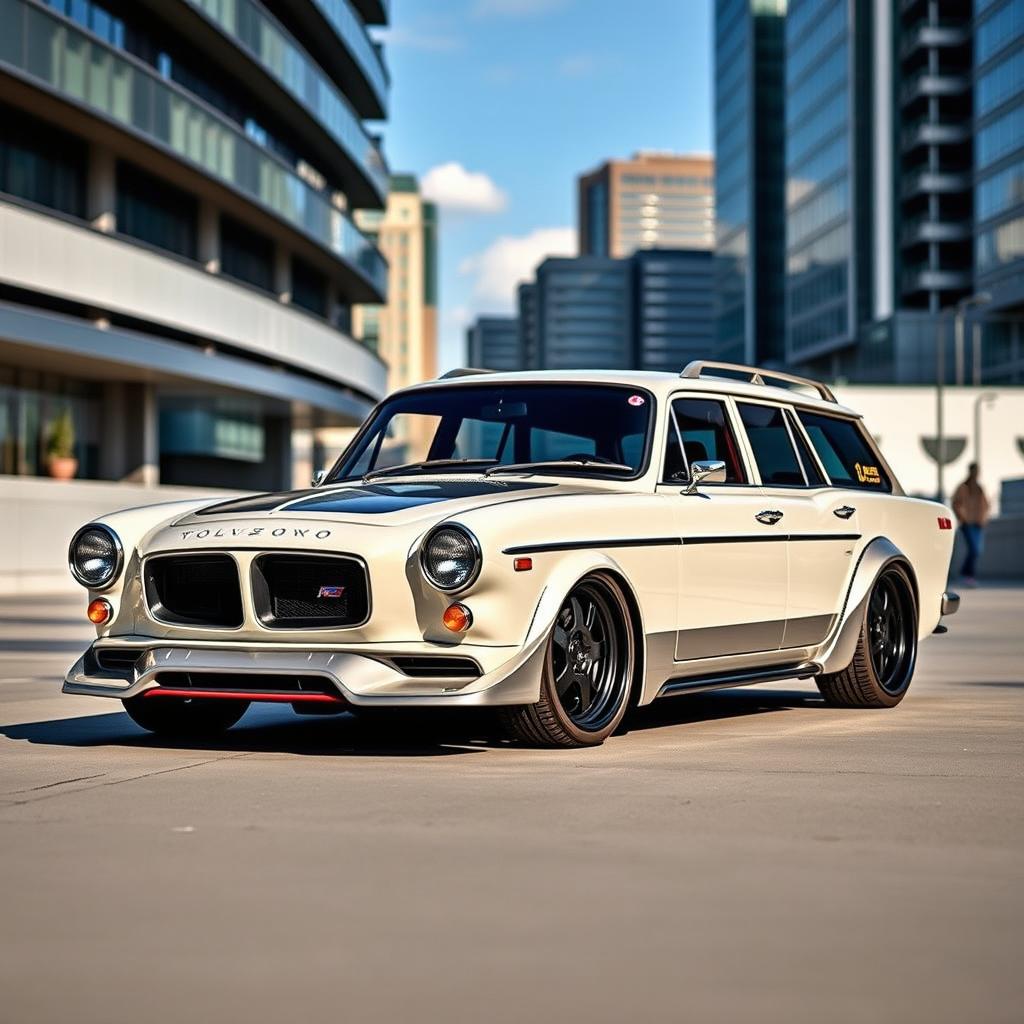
[87,598,113,624]
[442,603,473,633]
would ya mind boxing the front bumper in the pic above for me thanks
[63,637,547,708]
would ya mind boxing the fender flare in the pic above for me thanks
[522,552,647,702]
[818,537,917,675]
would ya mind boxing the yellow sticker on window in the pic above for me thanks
[855,462,881,484]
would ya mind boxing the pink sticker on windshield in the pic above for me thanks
[627,394,645,407]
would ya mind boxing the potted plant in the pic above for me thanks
[45,409,78,480]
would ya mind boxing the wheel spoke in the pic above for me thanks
[590,639,606,661]
[569,596,585,632]
[575,671,593,711]
[584,599,597,630]
[553,624,569,651]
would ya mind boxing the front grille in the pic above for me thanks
[155,671,335,694]
[251,554,370,629]
[144,554,243,627]
[389,656,481,679]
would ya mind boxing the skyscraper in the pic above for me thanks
[578,152,715,259]
[714,0,1023,383]
[0,0,390,489]
[974,0,1024,383]
[466,317,520,371]
[466,250,713,374]
[713,0,787,365]
[355,174,439,391]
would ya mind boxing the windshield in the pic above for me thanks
[327,384,654,482]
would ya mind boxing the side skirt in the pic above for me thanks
[657,661,821,699]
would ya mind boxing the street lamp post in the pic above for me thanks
[973,392,998,469]
[937,293,991,502]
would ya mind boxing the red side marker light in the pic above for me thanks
[513,557,533,572]
[87,598,112,624]
[937,517,952,531]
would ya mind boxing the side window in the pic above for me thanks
[786,410,825,486]
[797,411,893,492]
[736,402,805,486]
[662,398,746,483]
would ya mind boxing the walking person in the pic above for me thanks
[952,462,990,587]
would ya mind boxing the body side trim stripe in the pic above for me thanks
[503,533,861,555]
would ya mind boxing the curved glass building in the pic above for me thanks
[0,0,389,489]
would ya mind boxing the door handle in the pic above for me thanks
[833,505,856,520]
[755,510,784,526]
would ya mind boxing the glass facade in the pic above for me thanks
[186,0,388,200]
[116,161,198,259]
[634,251,714,373]
[975,0,1024,279]
[0,0,387,294]
[0,103,86,217]
[220,214,275,291]
[784,0,852,362]
[713,0,787,365]
[535,259,632,370]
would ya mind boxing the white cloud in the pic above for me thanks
[459,226,576,311]
[421,162,508,214]
[474,0,569,16]
[378,26,463,52]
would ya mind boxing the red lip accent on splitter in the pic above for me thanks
[143,688,345,704]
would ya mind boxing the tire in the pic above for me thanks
[501,573,635,748]
[122,695,250,736]
[817,563,918,708]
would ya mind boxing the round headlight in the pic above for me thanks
[69,524,123,589]
[421,525,481,592]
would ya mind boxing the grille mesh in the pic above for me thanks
[252,555,369,628]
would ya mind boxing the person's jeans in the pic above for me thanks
[960,523,984,578]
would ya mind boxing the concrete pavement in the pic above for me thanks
[1,587,1022,1023]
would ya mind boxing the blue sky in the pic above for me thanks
[375,0,713,370]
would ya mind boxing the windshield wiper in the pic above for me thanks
[484,457,634,477]
[362,458,498,482]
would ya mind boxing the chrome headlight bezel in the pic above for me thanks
[68,524,124,591]
[420,524,482,594]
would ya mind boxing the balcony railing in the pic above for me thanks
[0,0,387,298]
[309,0,389,105]
[186,0,388,200]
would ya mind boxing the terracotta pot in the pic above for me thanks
[47,456,79,481]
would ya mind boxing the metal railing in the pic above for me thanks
[186,0,388,199]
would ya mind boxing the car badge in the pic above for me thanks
[627,394,645,406]
[317,585,346,598]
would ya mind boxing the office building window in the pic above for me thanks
[220,215,274,292]
[0,105,86,217]
[116,162,197,259]
[292,257,328,317]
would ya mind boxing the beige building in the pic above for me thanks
[578,152,715,259]
[355,175,439,392]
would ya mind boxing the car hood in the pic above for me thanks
[174,477,588,529]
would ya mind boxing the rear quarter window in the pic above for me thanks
[797,411,892,492]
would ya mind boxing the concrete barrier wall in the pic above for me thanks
[0,477,245,595]
[949,516,1024,582]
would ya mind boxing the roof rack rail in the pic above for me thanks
[439,367,494,379]
[679,360,837,404]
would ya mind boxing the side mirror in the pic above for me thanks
[311,469,327,487]
[683,459,727,495]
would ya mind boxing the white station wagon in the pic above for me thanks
[65,361,960,747]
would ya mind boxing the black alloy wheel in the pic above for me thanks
[501,574,635,747]
[817,563,918,708]
[551,581,627,731]
[867,569,916,694]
